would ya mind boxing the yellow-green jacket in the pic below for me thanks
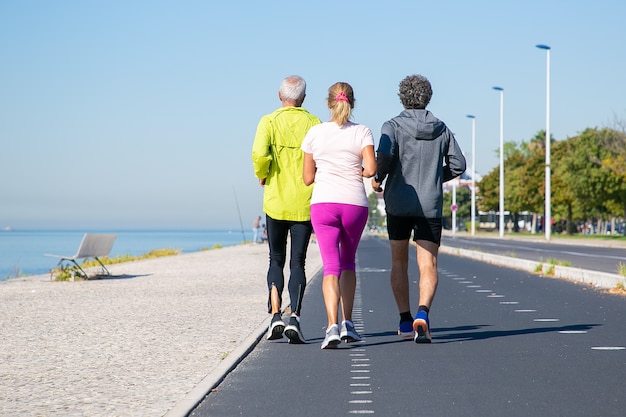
[252,106,321,221]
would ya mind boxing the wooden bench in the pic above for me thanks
[45,233,116,278]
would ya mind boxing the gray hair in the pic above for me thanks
[398,75,432,109]
[279,75,307,103]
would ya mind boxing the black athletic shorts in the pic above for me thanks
[386,214,442,245]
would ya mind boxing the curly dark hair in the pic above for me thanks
[398,75,432,109]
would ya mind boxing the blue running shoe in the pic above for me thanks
[398,320,414,339]
[413,311,432,343]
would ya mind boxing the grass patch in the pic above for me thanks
[88,248,181,266]
[608,281,626,296]
[4,265,23,280]
[618,262,626,277]
[546,257,573,267]
[51,248,181,281]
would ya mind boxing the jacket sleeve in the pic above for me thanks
[251,116,273,179]
[375,120,397,181]
[443,131,467,182]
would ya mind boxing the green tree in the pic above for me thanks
[477,139,544,230]
[443,185,471,222]
[550,138,578,233]
[596,128,626,221]
[476,127,626,235]
[554,128,621,231]
[477,166,498,213]
[367,191,384,227]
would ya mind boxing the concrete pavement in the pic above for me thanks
[0,243,322,417]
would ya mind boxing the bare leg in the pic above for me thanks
[389,239,410,313]
[322,274,340,328]
[269,284,281,314]
[415,240,439,309]
[339,270,356,323]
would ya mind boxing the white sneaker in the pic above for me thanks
[321,324,341,349]
[340,320,362,343]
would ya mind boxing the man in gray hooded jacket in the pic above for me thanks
[372,74,466,343]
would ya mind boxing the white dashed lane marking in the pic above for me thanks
[440,268,624,353]
[591,346,625,350]
[348,269,375,415]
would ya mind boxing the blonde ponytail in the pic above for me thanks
[327,82,354,125]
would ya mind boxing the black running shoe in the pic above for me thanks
[284,316,306,344]
[267,314,285,340]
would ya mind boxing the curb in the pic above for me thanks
[163,317,269,417]
[164,259,324,417]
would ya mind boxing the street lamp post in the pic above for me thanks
[536,44,551,241]
[466,115,476,236]
[452,179,457,236]
[492,86,505,238]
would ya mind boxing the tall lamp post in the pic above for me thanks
[492,86,505,238]
[452,179,457,235]
[536,44,551,241]
[466,115,476,236]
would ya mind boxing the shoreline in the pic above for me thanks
[1,229,248,280]
[1,244,246,283]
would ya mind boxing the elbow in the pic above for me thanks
[362,162,377,178]
[362,168,376,178]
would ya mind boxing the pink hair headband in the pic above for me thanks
[335,91,349,103]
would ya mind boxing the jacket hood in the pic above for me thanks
[395,109,446,141]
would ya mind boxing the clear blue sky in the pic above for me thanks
[2,0,625,230]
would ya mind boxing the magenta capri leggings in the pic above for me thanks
[310,203,369,278]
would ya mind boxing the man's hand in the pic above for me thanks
[371,179,383,192]
[259,178,266,186]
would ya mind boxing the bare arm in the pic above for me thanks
[302,152,316,186]
[361,145,377,178]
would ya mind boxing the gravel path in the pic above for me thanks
[0,243,322,417]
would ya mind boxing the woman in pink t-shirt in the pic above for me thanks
[301,81,377,349]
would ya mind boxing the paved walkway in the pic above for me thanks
[0,243,322,417]
[2,233,623,416]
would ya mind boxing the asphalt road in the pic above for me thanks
[190,235,626,417]
[441,234,626,275]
